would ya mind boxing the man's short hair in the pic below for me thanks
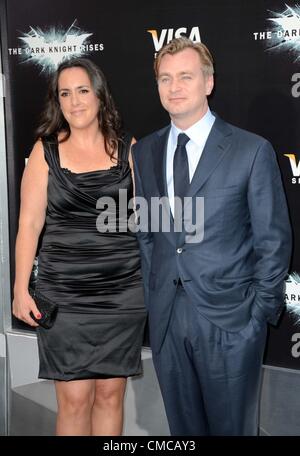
[154,36,214,78]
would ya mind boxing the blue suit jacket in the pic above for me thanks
[132,115,292,353]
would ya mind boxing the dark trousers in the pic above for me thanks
[152,285,267,436]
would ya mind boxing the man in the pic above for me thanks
[132,37,291,435]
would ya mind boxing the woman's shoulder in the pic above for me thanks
[29,139,46,159]
[25,139,48,173]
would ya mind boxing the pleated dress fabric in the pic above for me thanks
[36,133,147,381]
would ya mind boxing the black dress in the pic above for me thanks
[36,133,147,381]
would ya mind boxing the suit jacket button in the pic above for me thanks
[177,248,183,254]
[173,279,177,285]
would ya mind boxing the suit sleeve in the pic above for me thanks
[132,145,154,309]
[247,139,292,325]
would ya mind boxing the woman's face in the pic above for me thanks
[57,66,100,131]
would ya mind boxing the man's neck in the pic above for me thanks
[171,106,210,131]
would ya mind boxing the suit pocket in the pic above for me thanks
[213,186,241,197]
[206,186,242,198]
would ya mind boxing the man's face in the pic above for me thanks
[157,47,214,128]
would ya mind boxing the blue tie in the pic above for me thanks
[173,133,190,227]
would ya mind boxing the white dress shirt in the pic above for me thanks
[166,109,216,215]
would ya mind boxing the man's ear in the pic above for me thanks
[205,75,214,96]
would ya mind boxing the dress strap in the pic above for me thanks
[41,136,58,169]
[119,131,133,164]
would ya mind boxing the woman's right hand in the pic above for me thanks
[12,290,41,327]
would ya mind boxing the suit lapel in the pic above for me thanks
[187,116,233,198]
[178,117,233,245]
[152,125,170,197]
[151,125,177,240]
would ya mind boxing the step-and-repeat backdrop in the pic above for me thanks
[1,0,300,368]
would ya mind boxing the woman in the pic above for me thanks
[13,58,147,436]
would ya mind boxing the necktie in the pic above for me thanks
[173,133,190,229]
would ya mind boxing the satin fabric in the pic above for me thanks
[36,134,146,381]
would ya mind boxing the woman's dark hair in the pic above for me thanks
[35,57,122,158]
